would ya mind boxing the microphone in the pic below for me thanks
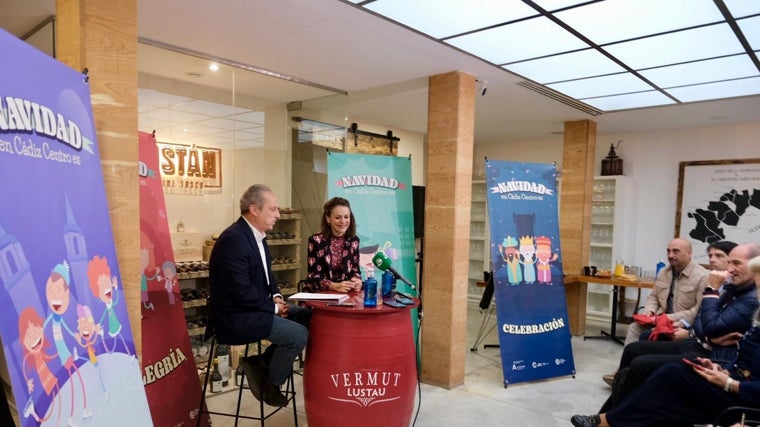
[372,252,416,290]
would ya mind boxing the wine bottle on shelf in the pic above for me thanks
[235,359,247,388]
[216,344,230,387]
[210,357,223,393]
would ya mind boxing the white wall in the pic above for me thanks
[162,103,292,238]
[475,121,760,272]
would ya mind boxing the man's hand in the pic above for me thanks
[709,331,743,347]
[276,300,290,317]
[672,328,689,341]
[707,270,729,288]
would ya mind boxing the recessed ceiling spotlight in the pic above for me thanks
[185,72,201,78]
[209,63,220,72]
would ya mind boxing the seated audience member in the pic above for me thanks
[752,255,760,287]
[571,254,760,427]
[638,240,737,341]
[600,244,760,412]
[707,240,738,286]
[302,197,362,293]
[623,238,709,345]
[602,238,709,385]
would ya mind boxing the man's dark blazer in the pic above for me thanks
[207,216,280,345]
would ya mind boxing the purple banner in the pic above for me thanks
[0,29,152,426]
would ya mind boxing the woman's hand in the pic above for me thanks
[330,280,355,293]
[349,276,363,292]
[693,357,732,390]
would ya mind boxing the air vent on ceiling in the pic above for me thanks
[518,81,604,116]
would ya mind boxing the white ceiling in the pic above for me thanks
[4,0,760,146]
[360,0,760,111]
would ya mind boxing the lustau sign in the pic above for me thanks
[157,142,222,195]
[327,369,403,407]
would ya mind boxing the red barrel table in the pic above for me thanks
[303,293,418,427]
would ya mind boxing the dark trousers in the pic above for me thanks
[605,362,737,427]
[261,304,311,386]
[600,338,710,412]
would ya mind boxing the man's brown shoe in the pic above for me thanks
[239,356,265,401]
[602,373,614,386]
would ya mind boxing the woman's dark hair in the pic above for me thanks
[320,197,357,238]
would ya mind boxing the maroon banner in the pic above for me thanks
[139,131,209,426]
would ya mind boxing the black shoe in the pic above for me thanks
[263,383,288,407]
[240,356,265,401]
[571,414,601,427]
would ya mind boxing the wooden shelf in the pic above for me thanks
[468,179,489,300]
[183,299,207,309]
[188,326,206,336]
[178,271,209,280]
[272,263,299,271]
[267,238,302,246]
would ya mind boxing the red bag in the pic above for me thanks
[632,313,656,326]
[648,314,675,341]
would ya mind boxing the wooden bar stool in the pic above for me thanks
[196,337,298,426]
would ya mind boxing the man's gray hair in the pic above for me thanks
[240,184,272,214]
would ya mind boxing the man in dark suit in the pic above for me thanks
[207,184,310,407]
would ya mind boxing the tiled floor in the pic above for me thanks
[202,302,623,426]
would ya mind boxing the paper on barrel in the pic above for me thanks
[288,292,350,303]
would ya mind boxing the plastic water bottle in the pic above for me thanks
[364,268,377,307]
[656,259,666,277]
[381,271,394,298]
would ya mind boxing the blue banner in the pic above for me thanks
[486,160,575,385]
[0,29,153,426]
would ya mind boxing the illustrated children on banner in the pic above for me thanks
[88,255,134,357]
[43,262,92,420]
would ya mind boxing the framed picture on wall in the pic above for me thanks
[675,158,760,265]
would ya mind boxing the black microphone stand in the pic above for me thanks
[414,241,423,321]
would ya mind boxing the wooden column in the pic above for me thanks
[559,120,596,335]
[420,71,475,388]
[56,0,141,358]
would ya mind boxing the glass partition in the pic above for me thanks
[137,42,347,300]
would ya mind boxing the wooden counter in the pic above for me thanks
[564,274,655,344]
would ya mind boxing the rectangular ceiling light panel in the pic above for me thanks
[581,90,676,111]
[506,49,626,83]
[447,15,588,64]
[604,24,746,70]
[639,55,759,88]
[552,0,725,45]
[366,0,536,39]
